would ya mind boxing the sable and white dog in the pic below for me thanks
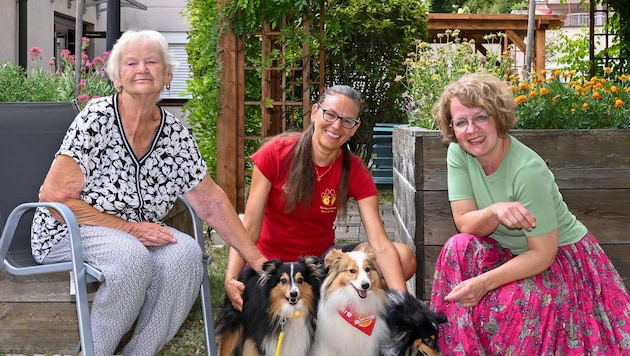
[311,246,389,356]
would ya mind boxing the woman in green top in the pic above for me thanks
[430,72,630,355]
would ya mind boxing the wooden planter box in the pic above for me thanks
[392,126,630,301]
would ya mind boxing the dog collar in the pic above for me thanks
[338,306,376,335]
[284,310,306,318]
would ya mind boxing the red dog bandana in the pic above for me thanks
[338,306,376,335]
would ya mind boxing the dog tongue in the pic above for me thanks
[358,289,368,298]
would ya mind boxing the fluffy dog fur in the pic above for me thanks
[215,256,323,356]
[382,291,448,356]
[311,246,389,356]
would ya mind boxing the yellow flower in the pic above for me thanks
[611,85,618,93]
[582,103,589,109]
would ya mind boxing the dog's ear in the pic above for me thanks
[434,311,448,325]
[261,258,282,274]
[301,255,324,280]
[324,249,344,269]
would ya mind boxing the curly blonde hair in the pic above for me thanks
[432,73,518,144]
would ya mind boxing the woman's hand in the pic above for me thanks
[444,275,489,307]
[127,221,176,246]
[492,201,537,231]
[225,277,246,311]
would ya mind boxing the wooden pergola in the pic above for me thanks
[217,13,566,211]
[428,13,566,74]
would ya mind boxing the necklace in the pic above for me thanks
[315,163,334,181]
[314,150,341,181]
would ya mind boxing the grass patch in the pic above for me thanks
[160,244,230,355]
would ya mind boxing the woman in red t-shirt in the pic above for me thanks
[224,85,416,310]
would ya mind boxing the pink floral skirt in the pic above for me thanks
[430,232,630,355]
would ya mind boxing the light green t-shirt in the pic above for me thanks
[447,135,586,254]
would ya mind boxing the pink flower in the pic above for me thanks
[77,94,90,103]
[78,79,86,88]
[29,47,43,61]
[92,56,105,67]
[81,37,90,51]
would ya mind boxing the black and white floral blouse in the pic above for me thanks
[31,94,207,263]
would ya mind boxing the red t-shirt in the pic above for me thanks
[251,135,378,261]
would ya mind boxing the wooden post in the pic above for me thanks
[217,0,245,211]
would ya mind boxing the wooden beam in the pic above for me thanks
[428,14,565,33]
[217,3,245,211]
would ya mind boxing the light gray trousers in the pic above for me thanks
[44,225,204,356]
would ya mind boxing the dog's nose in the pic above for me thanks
[361,282,370,290]
[290,290,299,298]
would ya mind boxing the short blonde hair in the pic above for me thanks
[432,72,518,143]
[106,29,177,83]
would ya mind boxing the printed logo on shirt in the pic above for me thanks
[320,188,337,214]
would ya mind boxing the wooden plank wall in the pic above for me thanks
[394,129,630,301]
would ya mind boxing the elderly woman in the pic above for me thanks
[31,30,266,355]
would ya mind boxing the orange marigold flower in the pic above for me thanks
[615,99,624,108]
[570,108,577,114]
[604,67,612,73]
[582,103,589,109]
[552,96,558,103]
[540,87,549,95]
[515,95,527,104]
[529,91,538,98]
[554,69,561,77]
[510,84,517,91]
[620,74,629,81]
[592,91,602,99]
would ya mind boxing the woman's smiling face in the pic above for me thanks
[450,97,499,160]
[311,93,361,151]
[115,41,172,96]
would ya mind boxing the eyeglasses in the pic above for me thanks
[317,103,360,129]
[450,114,492,131]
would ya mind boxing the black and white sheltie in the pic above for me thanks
[382,291,448,356]
[311,246,389,356]
[215,256,323,356]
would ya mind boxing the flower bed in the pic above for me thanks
[0,37,114,106]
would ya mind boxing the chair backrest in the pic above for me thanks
[0,101,78,264]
